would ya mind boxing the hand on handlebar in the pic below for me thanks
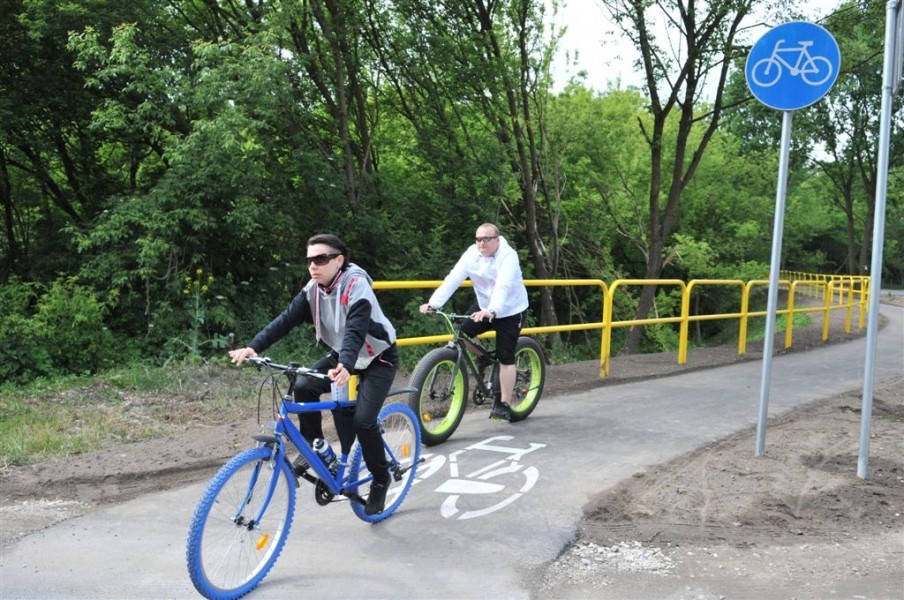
[328,362,351,385]
[229,346,258,365]
[471,309,495,322]
[419,303,435,314]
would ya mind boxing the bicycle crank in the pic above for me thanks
[314,479,335,505]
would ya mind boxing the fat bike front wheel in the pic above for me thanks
[407,346,468,445]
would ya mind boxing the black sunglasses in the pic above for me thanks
[306,252,341,266]
[475,236,498,243]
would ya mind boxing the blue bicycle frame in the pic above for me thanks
[247,357,414,508]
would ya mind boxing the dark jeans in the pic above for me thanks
[294,345,399,483]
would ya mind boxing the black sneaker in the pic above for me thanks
[365,480,389,515]
[489,402,513,422]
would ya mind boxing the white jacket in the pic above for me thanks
[429,236,529,318]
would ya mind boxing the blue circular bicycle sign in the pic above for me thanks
[746,21,841,111]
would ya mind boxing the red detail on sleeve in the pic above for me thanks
[340,277,358,306]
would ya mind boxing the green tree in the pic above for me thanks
[362,0,566,330]
[805,0,904,275]
[0,0,152,283]
[600,0,756,353]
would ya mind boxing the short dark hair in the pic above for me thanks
[307,234,349,268]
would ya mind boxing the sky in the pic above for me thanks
[549,0,844,94]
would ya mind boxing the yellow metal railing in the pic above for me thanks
[374,271,870,378]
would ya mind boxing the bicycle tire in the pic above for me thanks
[186,447,295,600]
[348,403,422,523]
[407,346,469,445]
[509,336,546,422]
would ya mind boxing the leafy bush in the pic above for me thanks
[34,277,117,375]
[0,277,117,384]
[0,280,52,384]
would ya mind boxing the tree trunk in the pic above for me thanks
[624,240,665,354]
[0,146,20,284]
[602,0,751,354]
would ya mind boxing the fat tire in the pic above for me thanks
[349,403,422,523]
[186,447,295,600]
[508,337,546,422]
[407,347,468,445]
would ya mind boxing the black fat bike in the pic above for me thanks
[407,308,546,446]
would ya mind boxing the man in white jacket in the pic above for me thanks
[419,223,529,421]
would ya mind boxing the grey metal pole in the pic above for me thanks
[756,110,794,457]
[858,0,901,479]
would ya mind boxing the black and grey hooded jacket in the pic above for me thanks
[249,263,396,371]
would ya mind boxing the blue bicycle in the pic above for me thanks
[186,356,422,600]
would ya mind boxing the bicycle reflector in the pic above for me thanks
[255,534,270,551]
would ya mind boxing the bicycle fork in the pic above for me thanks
[236,433,289,532]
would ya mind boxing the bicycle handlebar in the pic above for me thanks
[424,307,490,323]
[245,356,330,380]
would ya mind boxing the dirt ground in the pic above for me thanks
[534,373,904,599]
[1,297,902,599]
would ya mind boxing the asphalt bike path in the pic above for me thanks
[2,305,901,599]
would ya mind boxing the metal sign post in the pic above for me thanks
[895,0,904,95]
[744,22,840,457]
[858,0,903,479]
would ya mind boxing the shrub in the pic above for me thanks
[0,280,51,383]
[34,277,117,376]
[0,277,117,384]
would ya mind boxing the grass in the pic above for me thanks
[745,313,813,342]
[0,359,259,468]
[0,311,822,468]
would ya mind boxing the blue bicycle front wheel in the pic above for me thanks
[349,403,422,523]
[186,446,296,600]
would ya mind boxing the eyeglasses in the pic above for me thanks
[306,253,340,266]
[475,236,498,244]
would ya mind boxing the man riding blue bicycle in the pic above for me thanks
[419,223,529,422]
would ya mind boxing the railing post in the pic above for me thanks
[601,284,614,377]
[785,281,797,349]
[739,284,751,356]
[679,284,691,365]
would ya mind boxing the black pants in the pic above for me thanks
[294,345,398,483]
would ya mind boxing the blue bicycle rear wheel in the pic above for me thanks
[349,403,422,523]
[186,447,296,600]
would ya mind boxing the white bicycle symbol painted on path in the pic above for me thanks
[416,435,547,520]
[751,39,834,88]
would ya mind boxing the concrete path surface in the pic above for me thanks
[1,304,901,600]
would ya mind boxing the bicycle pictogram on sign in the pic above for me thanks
[750,39,834,88]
